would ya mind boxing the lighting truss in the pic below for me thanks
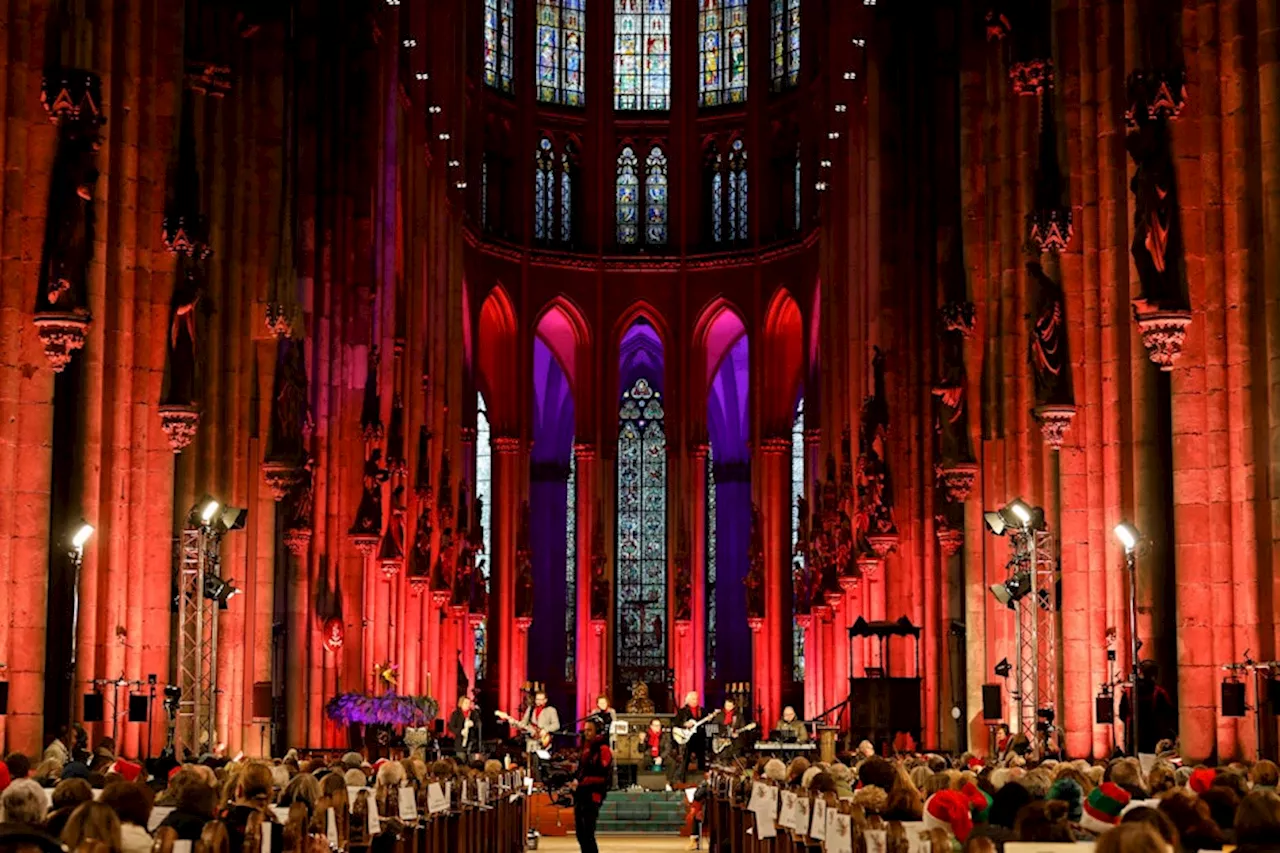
[1006,526,1059,757]
[174,526,221,756]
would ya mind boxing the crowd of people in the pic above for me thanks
[707,744,1280,853]
[0,732,528,853]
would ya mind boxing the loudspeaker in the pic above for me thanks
[252,682,273,720]
[1222,681,1247,717]
[83,693,104,722]
[127,694,149,722]
[0,681,8,715]
[981,684,1002,721]
[1095,695,1114,724]
[1267,677,1280,715]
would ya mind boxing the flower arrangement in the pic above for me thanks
[324,691,439,727]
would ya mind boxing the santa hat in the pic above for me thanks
[923,790,975,842]
[0,762,10,793]
[109,759,143,783]
[168,766,184,782]
[372,759,389,773]
[961,782,992,824]
[1188,767,1216,794]
[1080,782,1130,835]
[966,756,985,771]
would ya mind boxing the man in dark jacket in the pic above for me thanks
[1119,660,1177,754]
[572,719,613,853]
[447,696,482,761]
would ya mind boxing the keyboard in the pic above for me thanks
[755,742,818,751]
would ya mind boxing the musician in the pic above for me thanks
[447,695,482,760]
[643,718,681,790]
[588,694,614,732]
[710,698,749,760]
[518,690,560,781]
[673,691,708,779]
[571,718,614,853]
[775,706,809,743]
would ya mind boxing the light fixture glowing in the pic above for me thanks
[844,71,858,80]
[1007,499,1033,526]
[820,159,832,168]
[852,38,866,47]
[828,132,841,140]
[1114,522,1139,553]
[455,181,468,189]
[415,72,429,81]
[815,181,828,191]
[447,159,460,167]
[199,498,220,524]
[428,105,442,114]
[439,132,451,140]
[402,38,417,48]
[834,104,848,112]
[71,521,94,550]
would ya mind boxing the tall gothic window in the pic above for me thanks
[566,450,577,680]
[705,449,717,680]
[730,140,748,241]
[484,0,515,93]
[645,147,669,245]
[617,146,640,245]
[616,378,668,685]
[699,0,749,107]
[791,398,805,681]
[537,0,585,106]
[561,148,574,243]
[476,392,493,677]
[770,0,800,91]
[615,0,671,111]
[535,138,574,244]
[710,141,748,243]
[535,138,556,241]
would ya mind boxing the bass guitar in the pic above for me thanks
[495,710,553,748]
[712,722,758,754]
[672,711,718,746]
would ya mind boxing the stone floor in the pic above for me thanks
[538,835,693,852]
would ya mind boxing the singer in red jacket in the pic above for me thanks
[573,718,614,853]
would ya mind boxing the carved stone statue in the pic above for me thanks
[286,455,315,532]
[40,121,101,314]
[625,682,655,715]
[161,266,202,407]
[1027,261,1074,407]
[350,448,388,536]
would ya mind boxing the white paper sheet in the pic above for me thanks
[779,791,798,829]
[755,810,777,840]
[748,782,768,812]
[795,796,811,835]
[398,786,418,820]
[477,779,490,805]
[260,819,272,853]
[427,782,448,814]
[271,807,290,824]
[148,806,173,831]
[173,842,192,853]
[684,787,696,804]
[827,813,853,853]
[810,799,827,841]
[326,808,338,848]
[865,828,887,853]
[1138,753,1157,777]
[365,794,381,836]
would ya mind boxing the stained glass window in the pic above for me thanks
[617,146,640,245]
[615,0,671,111]
[791,398,805,682]
[561,149,573,243]
[706,448,717,680]
[645,147,668,245]
[699,0,748,107]
[616,377,668,686]
[711,153,724,243]
[770,0,801,91]
[566,449,577,681]
[730,140,748,241]
[476,392,493,677]
[484,0,515,93]
[481,157,489,230]
[537,0,586,106]
[535,138,556,241]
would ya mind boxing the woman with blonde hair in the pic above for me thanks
[61,801,123,853]
[1094,822,1167,853]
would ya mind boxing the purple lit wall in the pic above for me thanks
[708,332,752,690]
[528,336,575,710]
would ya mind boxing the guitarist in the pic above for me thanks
[520,690,560,779]
[711,697,751,759]
[672,691,708,781]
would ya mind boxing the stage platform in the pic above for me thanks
[539,837,689,852]
[530,787,696,838]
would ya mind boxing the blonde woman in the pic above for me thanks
[61,801,123,853]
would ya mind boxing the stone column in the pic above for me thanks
[757,436,791,725]
[689,442,709,702]
[573,442,597,714]
[492,435,524,715]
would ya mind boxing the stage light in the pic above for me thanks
[71,521,94,550]
[1007,499,1033,526]
[990,572,1033,609]
[1114,522,1139,554]
[216,506,248,532]
[198,497,220,524]
[994,658,1011,678]
[983,510,1008,536]
[203,574,238,604]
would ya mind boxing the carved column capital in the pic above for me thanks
[1027,208,1074,254]
[492,435,523,454]
[759,436,791,455]
[1125,69,1187,129]
[573,442,597,461]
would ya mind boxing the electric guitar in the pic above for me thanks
[494,710,553,748]
[672,711,718,746]
[712,722,758,754]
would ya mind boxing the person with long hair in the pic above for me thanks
[1233,790,1280,853]
[1095,823,1168,853]
[60,802,122,853]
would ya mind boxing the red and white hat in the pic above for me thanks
[923,790,975,842]
[1081,782,1131,836]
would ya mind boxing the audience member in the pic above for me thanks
[44,779,93,839]
[1233,790,1280,853]
[98,781,153,853]
[0,781,48,829]
[1095,822,1168,853]
[60,801,122,853]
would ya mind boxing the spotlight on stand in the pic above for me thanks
[190,496,248,534]
[983,498,1038,536]
[994,658,1012,679]
[71,521,94,551]
[197,496,220,525]
[1036,707,1055,733]
[1114,522,1140,554]
[990,572,1032,609]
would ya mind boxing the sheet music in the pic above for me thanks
[260,819,272,853]
[795,796,812,835]
[173,842,192,853]
[326,808,338,848]
[827,813,853,853]
[148,806,173,831]
[365,794,381,836]
[271,807,290,824]
[865,828,887,853]
[779,791,798,829]
[427,782,448,815]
